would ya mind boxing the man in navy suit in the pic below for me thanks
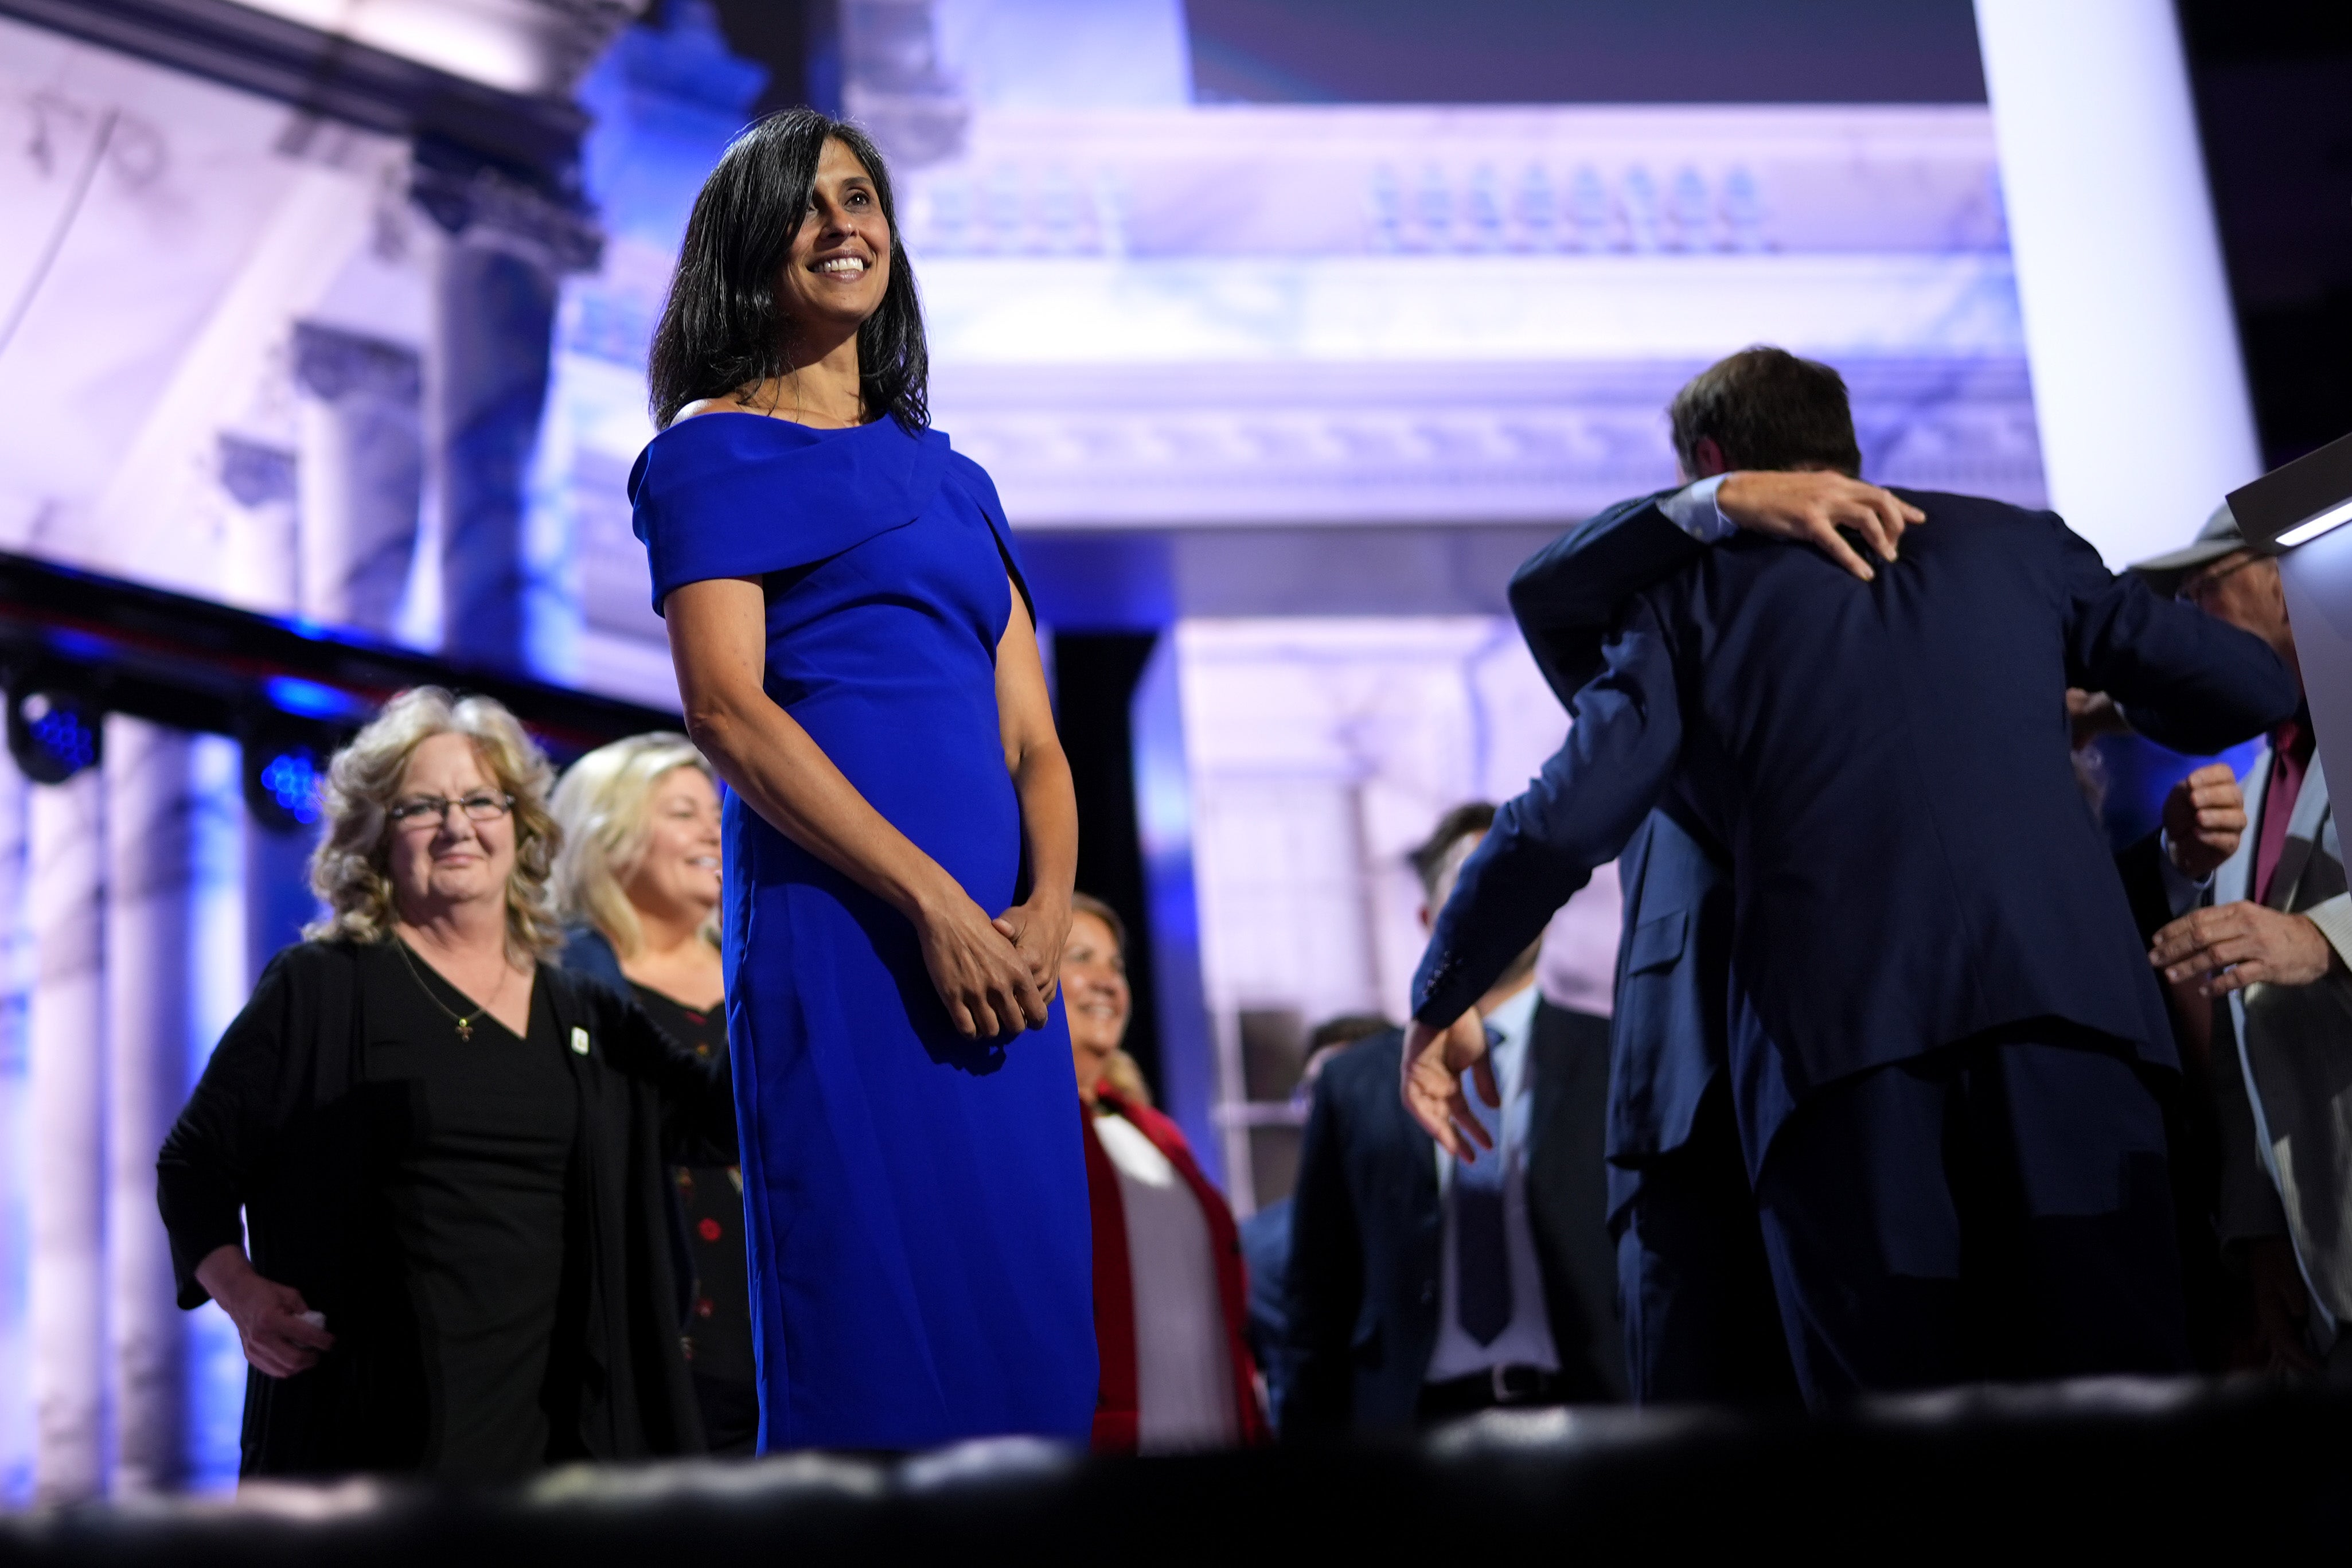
[1502,443,1924,1404]
[1280,806,1625,1435]
[1406,348,2300,1401]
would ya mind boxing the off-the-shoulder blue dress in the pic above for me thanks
[630,412,1095,1450]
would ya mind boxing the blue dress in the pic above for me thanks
[629,412,1096,1450]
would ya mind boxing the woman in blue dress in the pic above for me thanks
[630,110,1095,1450]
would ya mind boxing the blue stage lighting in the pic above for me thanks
[7,688,103,784]
[257,748,322,825]
[28,701,96,773]
[266,676,368,721]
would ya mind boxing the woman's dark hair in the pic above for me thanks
[1667,345,1862,478]
[647,109,929,431]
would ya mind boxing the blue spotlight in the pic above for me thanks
[257,748,322,825]
[266,676,370,722]
[7,688,103,784]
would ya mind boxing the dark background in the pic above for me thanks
[2179,1,2352,469]
[1183,0,1986,104]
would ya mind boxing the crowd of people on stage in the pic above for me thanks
[146,106,2352,1481]
[153,685,1271,1475]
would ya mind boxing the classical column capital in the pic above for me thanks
[410,157,603,275]
[290,322,422,405]
[215,436,297,509]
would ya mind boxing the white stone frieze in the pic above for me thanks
[897,103,2006,260]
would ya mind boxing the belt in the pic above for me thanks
[1417,1363,1566,1419]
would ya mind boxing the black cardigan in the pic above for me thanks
[156,940,736,1478]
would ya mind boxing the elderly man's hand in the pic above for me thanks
[2162,763,2247,881]
[1401,1010,1499,1162]
[2151,900,2337,997]
[1715,471,1926,584]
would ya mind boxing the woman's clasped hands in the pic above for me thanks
[915,886,1068,1039]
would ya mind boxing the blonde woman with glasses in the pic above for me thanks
[550,733,754,1453]
[158,688,736,1480]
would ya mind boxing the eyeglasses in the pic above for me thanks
[2175,553,2265,604]
[387,793,515,828]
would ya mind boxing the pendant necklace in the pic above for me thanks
[395,937,502,1042]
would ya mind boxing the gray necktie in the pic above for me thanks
[1454,1025,1511,1347]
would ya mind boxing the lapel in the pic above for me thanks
[2216,741,2275,908]
[2267,756,2333,912]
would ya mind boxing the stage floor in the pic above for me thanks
[4,1377,2348,1558]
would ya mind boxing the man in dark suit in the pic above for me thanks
[1241,1011,1394,1430]
[1405,348,2300,1402]
[1281,805,1624,1436]
[1500,448,1923,1404]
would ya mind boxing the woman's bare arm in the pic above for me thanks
[990,579,1079,1000]
[665,575,1044,1037]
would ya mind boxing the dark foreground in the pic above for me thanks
[6,1379,2348,1561]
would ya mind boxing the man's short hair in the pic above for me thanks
[1308,1012,1395,1051]
[1410,802,1497,902]
[1668,346,1863,478]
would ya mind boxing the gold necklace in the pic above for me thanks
[394,937,505,1042]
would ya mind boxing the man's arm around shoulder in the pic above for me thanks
[1512,474,1921,704]
[1510,491,1698,705]
[2057,527,2298,752]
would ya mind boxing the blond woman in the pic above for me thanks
[158,689,734,1480]
[549,733,752,1452]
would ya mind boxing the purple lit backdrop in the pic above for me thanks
[0,0,2335,1505]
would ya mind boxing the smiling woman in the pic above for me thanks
[647,112,927,432]
[633,110,1097,1451]
[154,689,738,1480]
[547,733,754,1453]
[1064,895,1270,1453]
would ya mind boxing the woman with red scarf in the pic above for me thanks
[1063,896,1269,1452]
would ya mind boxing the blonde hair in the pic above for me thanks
[304,687,564,965]
[549,732,717,960]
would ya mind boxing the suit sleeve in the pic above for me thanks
[1279,1060,1366,1438]
[1509,492,1703,707]
[157,950,299,1309]
[1415,596,1686,1024]
[2057,525,2300,752]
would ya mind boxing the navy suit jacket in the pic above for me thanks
[1417,490,2298,1164]
[1508,496,1737,1224]
[1604,804,1733,1222]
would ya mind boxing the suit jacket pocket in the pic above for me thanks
[1624,909,1688,976]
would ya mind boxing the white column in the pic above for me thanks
[214,436,301,616]
[1973,0,2261,567]
[415,165,599,677]
[103,721,194,1495]
[292,322,425,637]
[0,760,33,1500]
[27,769,106,1504]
